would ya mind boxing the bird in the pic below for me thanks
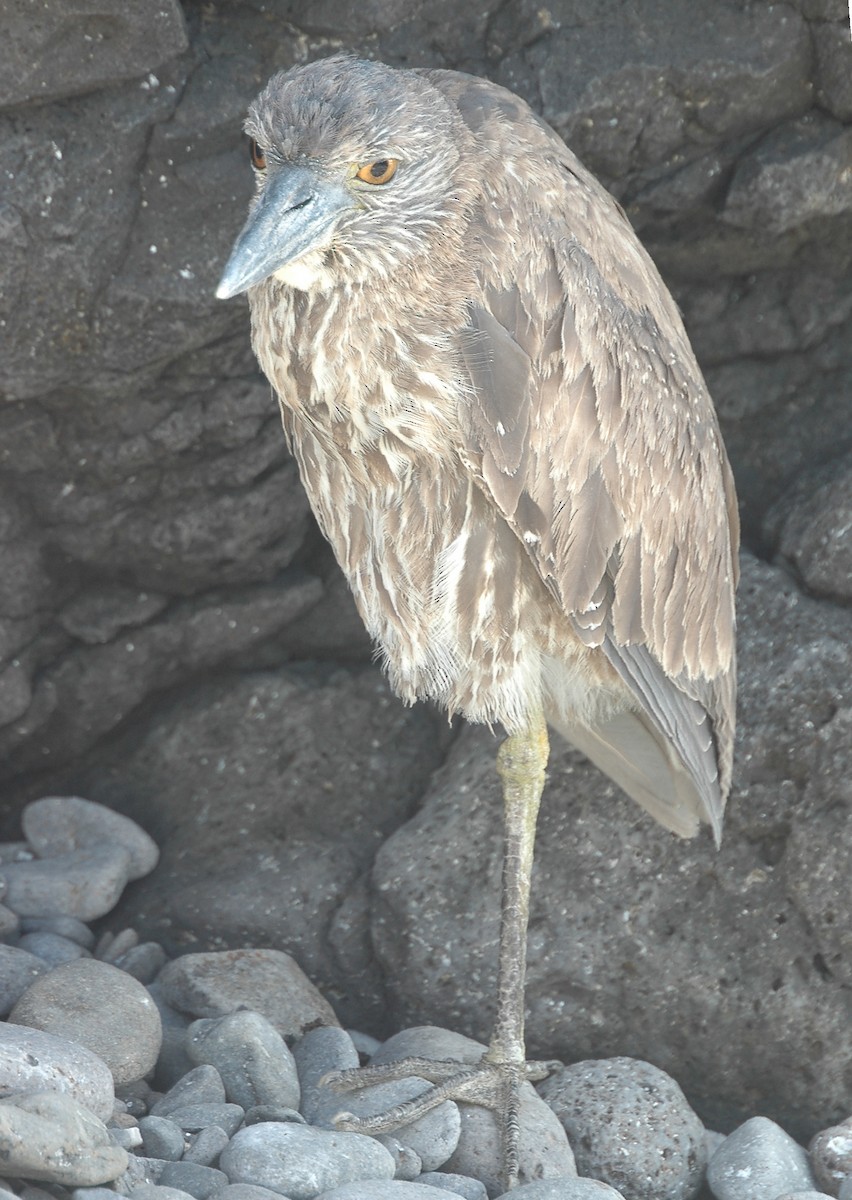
[216,54,739,1192]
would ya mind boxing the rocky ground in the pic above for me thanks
[0,0,851,1196]
[0,797,850,1199]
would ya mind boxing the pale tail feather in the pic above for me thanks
[551,707,722,845]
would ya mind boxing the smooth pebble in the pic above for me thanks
[212,1186,297,1200]
[158,1161,229,1198]
[0,844,133,921]
[318,1184,470,1198]
[809,1121,852,1195]
[10,957,163,1084]
[0,1022,115,1121]
[0,943,48,1015]
[168,1102,245,1137]
[157,948,338,1038]
[378,1135,422,1180]
[538,1057,705,1200]
[114,941,169,983]
[73,1189,128,1200]
[335,1076,460,1172]
[151,1064,227,1117]
[0,903,19,939]
[184,1124,231,1166]
[292,1025,360,1126]
[707,1116,818,1200]
[138,1114,186,1161]
[0,1090,127,1185]
[418,1173,488,1200]
[21,914,96,947]
[18,929,91,965]
[188,1009,300,1110]
[148,981,195,1089]
[244,1104,305,1126]
[22,795,159,879]
[497,1182,626,1200]
[130,1188,198,1200]
[220,1122,395,1199]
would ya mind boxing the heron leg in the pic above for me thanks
[325,712,554,1192]
[484,706,550,1187]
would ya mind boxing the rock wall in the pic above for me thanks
[1,0,850,1137]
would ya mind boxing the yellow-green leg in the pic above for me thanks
[328,711,554,1194]
[485,708,549,1188]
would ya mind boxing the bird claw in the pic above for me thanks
[323,1053,556,1131]
[322,1053,558,1191]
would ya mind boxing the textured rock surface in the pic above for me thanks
[369,555,852,1137]
[186,1010,301,1112]
[10,957,163,1084]
[220,1122,396,1197]
[0,0,850,1158]
[538,1058,706,1200]
[157,948,338,1039]
[68,668,448,1033]
[0,1090,127,1185]
[0,1022,116,1122]
[707,1116,818,1200]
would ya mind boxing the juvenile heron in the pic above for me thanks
[217,55,739,1190]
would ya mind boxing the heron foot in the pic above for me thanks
[322,1054,559,1191]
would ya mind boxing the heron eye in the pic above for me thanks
[355,158,398,185]
[249,139,267,171]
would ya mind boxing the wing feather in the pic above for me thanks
[432,69,739,834]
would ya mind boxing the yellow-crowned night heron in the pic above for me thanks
[217,55,739,1191]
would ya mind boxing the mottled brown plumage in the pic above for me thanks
[217,55,738,1189]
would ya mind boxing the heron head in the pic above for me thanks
[216,56,471,298]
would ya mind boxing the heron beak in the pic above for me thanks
[216,165,354,299]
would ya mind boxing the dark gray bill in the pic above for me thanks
[216,164,353,298]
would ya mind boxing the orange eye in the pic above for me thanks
[249,138,267,170]
[355,158,398,185]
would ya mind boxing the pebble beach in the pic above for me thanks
[0,797,850,1200]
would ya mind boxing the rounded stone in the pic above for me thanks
[184,1124,231,1166]
[158,1161,229,1199]
[0,1022,115,1121]
[132,1188,199,1200]
[18,929,92,966]
[220,1122,395,1199]
[157,948,338,1039]
[9,957,162,1084]
[168,1102,245,1137]
[148,981,195,1091]
[0,1090,127,1185]
[445,1087,576,1196]
[0,844,133,920]
[809,1122,852,1196]
[187,1009,300,1110]
[212,1186,296,1200]
[114,941,169,983]
[0,943,48,1016]
[21,914,96,948]
[22,795,159,879]
[244,1104,305,1126]
[334,1076,460,1172]
[707,1116,818,1200]
[418,1173,488,1200]
[138,1114,186,1161]
[320,1185,468,1199]
[150,1064,228,1117]
[538,1057,706,1200]
[505,1182,626,1200]
[292,1025,360,1126]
